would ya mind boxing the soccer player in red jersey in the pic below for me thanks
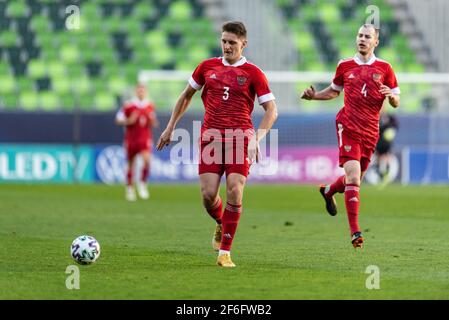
[301,24,400,248]
[157,21,278,267]
[116,83,159,201]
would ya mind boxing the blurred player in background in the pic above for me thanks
[157,21,278,267]
[375,109,399,184]
[301,24,400,248]
[115,83,159,201]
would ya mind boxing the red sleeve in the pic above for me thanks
[123,105,132,117]
[331,61,344,91]
[189,61,206,90]
[385,64,400,94]
[253,67,275,105]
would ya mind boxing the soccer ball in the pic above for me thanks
[71,235,101,265]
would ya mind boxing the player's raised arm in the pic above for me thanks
[156,83,197,150]
[300,85,340,101]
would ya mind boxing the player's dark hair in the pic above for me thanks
[363,24,380,37]
[222,21,247,39]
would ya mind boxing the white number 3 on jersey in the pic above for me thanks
[223,86,230,100]
[361,83,367,97]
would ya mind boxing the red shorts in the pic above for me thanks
[198,137,252,177]
[125,141,151,161]
[336,122,376,172]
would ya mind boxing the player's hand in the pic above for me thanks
[156,127,174,151]
[379,85,392,97]
[300,85,316,100]
[248,136,260,163]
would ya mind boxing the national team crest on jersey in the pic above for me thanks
[344,145,352,152]
[372,73,382,82]
[237,76,247,85]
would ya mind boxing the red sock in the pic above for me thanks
[326,175,346,197]
[141,164,149,182]
[126,168,133,186]
[206,197,223,224]
[220,202,242,251]
[344,184,360,235]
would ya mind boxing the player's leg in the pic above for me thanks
[125,149,137,201]
[136,150,150,199]
[217,172,246,267]
[319,123,348,216]
[343,160,363,248]
[199,173,223,251]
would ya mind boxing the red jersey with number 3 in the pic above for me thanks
[189,57,275,130]
[331,54,400,142]
[116,99,156,147]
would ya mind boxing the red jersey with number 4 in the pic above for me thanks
[189,57,275,130]
[116,99,156,147]
[331,54,400,141]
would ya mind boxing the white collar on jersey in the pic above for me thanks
[221,56,247,67]
[131,98,150,108]
[354,53,377,65]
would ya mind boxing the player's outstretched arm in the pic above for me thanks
[156,84,197,151]
[300,85,340,101]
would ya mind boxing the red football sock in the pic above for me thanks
[344,184,360,235]
[220,202,242,251]
[141,164,149,182]
[126,168,133,186]
[206,197,223,224]
[326,175,346,197]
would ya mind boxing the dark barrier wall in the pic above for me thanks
[0,111,448,147]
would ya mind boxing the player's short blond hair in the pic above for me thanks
[362,24,380,38]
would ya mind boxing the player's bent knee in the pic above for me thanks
[201,189,219,207]
[226,184,243,203]
[345,176,361,186]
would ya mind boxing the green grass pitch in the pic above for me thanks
[1,184,449,299]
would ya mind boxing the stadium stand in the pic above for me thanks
[0,0,218,112]
[276,0,430,113]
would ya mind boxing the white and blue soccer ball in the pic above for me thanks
[71,235,101,265]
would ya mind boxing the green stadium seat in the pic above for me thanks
[52,76,71,94]
[39,92,59,111]
[133,2,156,20]
[59,94,76,111]
[318,3,341,23]
[95,92,116,111]
[17,77,35,91]
[47,61,66,77]
[0,30,20,47]
[169,1,193,20]
[78,95,95,111]
[71,75,90,95]
[20,90,39,111]
[30,16,51,33]
[108,76,128,95]
[27,60,47,78]
[145,30,167,48]
[0,74,16,94]
[59,44,80,63]
[6,1,29,18]
[0,62,12,76]
[0,93,19,110]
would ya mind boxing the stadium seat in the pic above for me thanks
[39,91,59,111]
[95,92,117,111]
